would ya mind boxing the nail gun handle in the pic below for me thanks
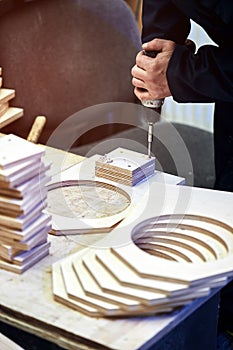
[141,50,164,110]
[143,50,160,58]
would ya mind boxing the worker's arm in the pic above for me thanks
[142,0,191,44]
[132,0,191,102]
[167,43,233,103]
[134,0,233,104]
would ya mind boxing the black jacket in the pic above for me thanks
[142,0,233,103]
[142,0,233,192]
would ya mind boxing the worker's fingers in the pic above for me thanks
[131,64,147,88]
[135,50,154,70]
[142,38,175,53]
[132,76,146,90]
[134,87,154,102]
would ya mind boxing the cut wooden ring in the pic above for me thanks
[132,214,233,263]
[47,180,131,219]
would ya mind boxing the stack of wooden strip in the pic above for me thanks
[0,134,51,273]
[0,67,24,129]
[95,148,155,186]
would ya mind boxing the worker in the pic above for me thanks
[131,0,233,344]
[131,0,233,192]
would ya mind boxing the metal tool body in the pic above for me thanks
[141,50,164,158]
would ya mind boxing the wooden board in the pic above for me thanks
[0,134,45,169]
[0,102,9,117]
[0,174,50,199]
[1,182,233,350]
[95,147,155,186]
[0,88,15,105]
[52,182,233,317]
[0,190,47,217]
[0,213,51,241]
[47,155,184,235]
[0,107,23,129]
[0,242,50,274]
[0,225,49,251]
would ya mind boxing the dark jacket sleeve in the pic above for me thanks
[167,44,233,103]
[142,0,191,44]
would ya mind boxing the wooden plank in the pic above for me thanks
[0,226,49,251]
[95,147,155,186]
[0,243,50,273]
[0,88,15,105]
[0,102,9,117]
[0,134,44,169]
[52,262,102,317]
[0,107,23,129]
[0,202,45,230]
[0,172,233,349]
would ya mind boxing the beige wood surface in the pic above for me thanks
[0,167,233,349]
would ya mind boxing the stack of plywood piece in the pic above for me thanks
[95,148,155,186]
[0,134,51,273]
[0,67,24,129]
[52,213,233,317]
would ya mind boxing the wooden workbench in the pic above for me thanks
[0,146,233,350]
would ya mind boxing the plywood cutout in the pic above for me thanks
[53,212,233,317]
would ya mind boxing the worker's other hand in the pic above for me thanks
[131,38,176,102]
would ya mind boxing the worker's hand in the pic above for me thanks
[131,38,176,102]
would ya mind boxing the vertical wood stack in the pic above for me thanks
[0,134,51,273]
[0,67,24,129]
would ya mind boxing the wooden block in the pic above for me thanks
[0,244,21,261]
[0,174,50,199]
[72,253,142,310]
[0,158,42,182]
[0,160,49,189]
[56,256,171,317]
[0,134,45,169]
[0,213,51,241]
[0,225,49,251]
[0,88,15,105]
[112,213,233,287]
[81,251,169,305]
[0,201,45,231]
[0,189,47,217]
[0,107,23,129]
[60,255,123,315]
[52,262,102,317]
[27,116,46,143]
[0,102,8,117]
[95,147,155,186]
[96,249,190,296]
[0,242,50,273]
[52,248,211,318]
[12,241,50,266]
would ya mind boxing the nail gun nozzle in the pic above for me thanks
[148,122,153,158]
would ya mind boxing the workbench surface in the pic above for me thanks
[0,147,233,350]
